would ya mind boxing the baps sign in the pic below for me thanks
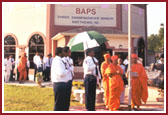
[54,4,117,27]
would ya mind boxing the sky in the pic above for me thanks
[147,2,166,36]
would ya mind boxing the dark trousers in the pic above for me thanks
[84,75,97,111]
[9,69,14,81]
[44,67,51,81]
[53,82,69,111]
[26,67,29,80]
[17,69,20,81]
[34,64,37,81]
[67,80,72,110]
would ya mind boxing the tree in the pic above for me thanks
[158,25,164,47]
[148,24,164,53]
[148,34,161,52]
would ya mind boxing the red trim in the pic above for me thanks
[2,0,166,2]
[116,4,122,31]
[52,40,57,57]
[4,33,19,46]
[65,36,71,46]
[46,4,50,55]
[46,4,55,55]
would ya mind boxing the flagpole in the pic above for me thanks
[128,4,132,111]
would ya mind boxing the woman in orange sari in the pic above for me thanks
[105,55,124,111]
[101,54,111,109]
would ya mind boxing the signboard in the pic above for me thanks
[54,4,117,27]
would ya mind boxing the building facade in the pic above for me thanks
[3,4,148,78]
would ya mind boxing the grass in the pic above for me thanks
[4,84,84,111]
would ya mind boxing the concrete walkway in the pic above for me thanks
[4,81,165,111]
[5,80,53,88]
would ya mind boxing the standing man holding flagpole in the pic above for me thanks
[83,48,101,111]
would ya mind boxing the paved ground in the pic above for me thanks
[4,80,165,111]
[69,86,165,111]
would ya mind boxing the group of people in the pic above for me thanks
[51,47,148,111]
[4,51,54,84]
[4,54,30,83]
[51,47,74,111]
[101,53,148,111]
[33,52,53,82]
[153,54,164,90]
[4,55,15,83]
[4,46,149,111]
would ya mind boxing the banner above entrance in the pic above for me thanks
[54,4,117,27]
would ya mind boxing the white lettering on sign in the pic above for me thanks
[54,4,117,27]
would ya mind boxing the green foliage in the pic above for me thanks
[4,84,84,111]
[36,72,43,78]
[159,27,164,46]
[148,34,161,52]
[148,26,164,53]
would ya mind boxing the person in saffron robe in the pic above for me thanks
[130,54,148,110]
[18,52,27,83]
[101,53,111,109]
[105,55,124,111]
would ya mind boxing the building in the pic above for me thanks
[3,4,148,79]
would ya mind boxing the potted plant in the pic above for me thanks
[35,72,44,87]
[72,81,84,90]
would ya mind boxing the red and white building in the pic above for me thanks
[3,3,148,79]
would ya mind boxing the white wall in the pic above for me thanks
[3,4,47,46]
[106,36,128,49]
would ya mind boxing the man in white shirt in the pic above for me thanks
[123,56,128,73]
[9,55,15,81]
[44,53,53,81]
[33,52,40,81]
[4,55,12,83]
[83,48,101,111]
[51,47,70,111]
[62,46,74,110]
[37,55,44,73]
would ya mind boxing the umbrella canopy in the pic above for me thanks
[67,31,108,52]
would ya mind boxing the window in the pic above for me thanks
[71,52,84,66]
[28,34,44,68]
[4,35,16,60]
